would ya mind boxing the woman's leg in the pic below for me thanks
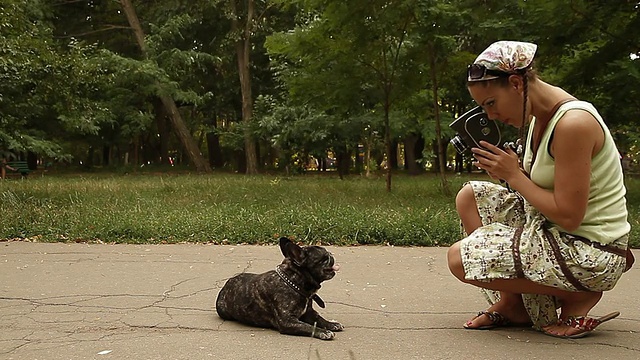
[453,184,530,327]
[448,242,531,327]
[464,291,531,328]
[456,184,483,235]
[543,292,602,336]
[448,242,603,335]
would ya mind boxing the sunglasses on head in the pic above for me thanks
[467,64,509,81]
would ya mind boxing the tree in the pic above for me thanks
[0,0,112,164]
[119,0,211,172]
[8,0,640,173]
[229,0,260,174]
[268,0,432,189]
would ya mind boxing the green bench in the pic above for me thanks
[6,161,31,177]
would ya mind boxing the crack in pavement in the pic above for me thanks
[2,244,638,359]
[0,277,225,356]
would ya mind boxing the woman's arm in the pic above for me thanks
[473,110,602,231]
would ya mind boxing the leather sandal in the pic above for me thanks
[543,311,620,339]
[464,310,511,330]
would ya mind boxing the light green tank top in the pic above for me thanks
[522,101,630,244]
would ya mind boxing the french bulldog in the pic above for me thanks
[216,237,343,340]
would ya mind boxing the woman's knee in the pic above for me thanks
[447,242,465,280]
[455,184,476,215]
[456,184,482,234]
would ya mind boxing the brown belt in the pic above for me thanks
[561,233,628,257]
[542,229,630,291]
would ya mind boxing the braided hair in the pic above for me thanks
[517,73,529,155]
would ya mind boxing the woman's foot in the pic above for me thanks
[542,291,602,337]
[464,293,532,329]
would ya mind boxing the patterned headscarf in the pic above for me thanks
[468,41,537,82]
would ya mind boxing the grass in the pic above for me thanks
[1,171,638,247]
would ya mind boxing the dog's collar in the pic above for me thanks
[275,265,325,308]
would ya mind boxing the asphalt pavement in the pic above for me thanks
[1,242,638,360]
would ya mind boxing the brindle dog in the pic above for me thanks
[216,237,343,340]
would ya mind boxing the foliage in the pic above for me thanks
[3,0,640,174]
[267,0,429,113]
[0,0,111,160]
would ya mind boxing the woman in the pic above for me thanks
[1,158,17,179]
[447,41,632,338]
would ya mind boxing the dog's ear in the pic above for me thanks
[279,237,303,265]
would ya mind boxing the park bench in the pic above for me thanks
[6,161,31,177]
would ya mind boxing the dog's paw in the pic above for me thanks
[326,321,344,332]
[315,329,335,340]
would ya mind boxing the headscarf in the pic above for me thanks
[468,41,537,82]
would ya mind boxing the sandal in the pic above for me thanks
[463,310,511,330]
[543,311,620,339]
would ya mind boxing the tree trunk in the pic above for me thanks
[428,43,450,195]
[132,136,139,168]
[160,97,211,170]
[205,111,224,168]
[335,145,350,179]
[27,151,37,170]
[120,0,211,172]
[384,106,392,191]
[230,0,258,174]
[454,151,463,173]
[389,139,399,169]
[415,135,425,171]
[154,99,170,165]
[364,136,372,177]
[86,146,94,168]
[404,133,420,175]
[354,141,362,174]
[102,145,110,166]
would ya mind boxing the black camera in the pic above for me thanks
[449,106,502,154]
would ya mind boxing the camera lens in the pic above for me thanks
[450,135,468,154]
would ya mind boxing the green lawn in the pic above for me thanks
[1,172,638,247]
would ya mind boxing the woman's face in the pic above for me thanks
[468,77,526,128]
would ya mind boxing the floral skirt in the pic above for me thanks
[459,181,628,329]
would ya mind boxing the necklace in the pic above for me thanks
[275,265,325,308]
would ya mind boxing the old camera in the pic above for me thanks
[449,106,502,154]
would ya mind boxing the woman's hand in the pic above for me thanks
[471,141,521,182]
